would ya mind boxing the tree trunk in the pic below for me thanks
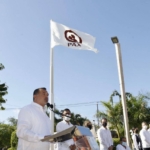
[115,124,120,138]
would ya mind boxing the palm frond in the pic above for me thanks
[0,63,4,70]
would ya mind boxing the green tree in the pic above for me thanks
[0,63,8,110]
[96,100,123,138]
[96,90,150,138]
[70,113,87,125]
[8,117,18,126]
[127,94,150,129]
[0,124,16,149]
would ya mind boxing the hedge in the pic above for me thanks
[8,130,18,150]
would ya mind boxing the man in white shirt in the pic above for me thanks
[83,120,97,139]
[139,122,150,150]
[97,118,113,150]
[56,108,76,150]
[83,120,93,130]
[116,137,131,150]
[17,87,51,150]
[148,124,150,132]
[132,128,142,150]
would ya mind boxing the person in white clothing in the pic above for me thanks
[83,120,93,130]
[139,122,150,150]
[17,88,51,150]
[130,128,135,149]
[130,128,135,137]
[83,120,97,139]
[116,137,131,150]
[56,108,76,150]
[148,124,150,132]
[132,128,142,150]
[97,118,113,150]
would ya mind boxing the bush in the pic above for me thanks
[8,130,18,150]
[8,148,16,150]
[0,124,15,148]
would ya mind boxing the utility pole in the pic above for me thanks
[97,103,99,127]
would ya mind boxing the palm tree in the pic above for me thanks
[96,90,133,137]
[96,90,150,137]
[127,94,150,129]
[70,113,87,125]
[96,100,123,138]
[110,90,132,104]
[110,90,121,103]
[0,63,8,110]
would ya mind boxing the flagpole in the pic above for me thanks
[111,37,130,146]
[50,47,54,150]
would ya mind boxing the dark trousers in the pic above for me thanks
[135,148,143,150]
[143,148,150,150]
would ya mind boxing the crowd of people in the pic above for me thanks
[96,118,150,150]
[16,87,150,150]
[131,122,150,150]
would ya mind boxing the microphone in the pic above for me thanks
[46,103,71,118]
[47,103,53,109]
[47,103,62,115]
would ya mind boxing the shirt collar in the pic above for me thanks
[142,128,147,131]
[62,119,70,125]
[101,126,107,130]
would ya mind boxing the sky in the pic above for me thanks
[0,0,150,124]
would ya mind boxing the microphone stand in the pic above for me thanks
[47,103,71,118]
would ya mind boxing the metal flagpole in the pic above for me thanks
[111,37,130,146]
[50,48,54,150]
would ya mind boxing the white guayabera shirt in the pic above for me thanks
[132,133,142,150]
[97,126,113,150]
[17,102,51,150]
[55,120,74,150]
[140,128,150,148]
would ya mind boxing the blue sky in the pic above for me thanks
[0,0,150,124]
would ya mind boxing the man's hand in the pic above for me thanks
[69,144,76,150]
[41,135,52,142]
[44,135,50,138]
[43,135,51,140]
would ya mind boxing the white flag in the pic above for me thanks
[50,20,98,53]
